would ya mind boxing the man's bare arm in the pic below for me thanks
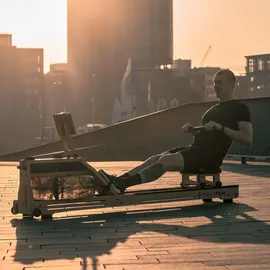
[223,121,253,146]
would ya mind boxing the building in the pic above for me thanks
[191,67,221,101]
[43,63,68,128]
[0,34,43,154]
[172,59,192,76]
[67,0,173,126]
[234,75,249,99]
[0,34,12,46]
[143,66,204,114]
[17,48,44,148]
[245,54,270,98]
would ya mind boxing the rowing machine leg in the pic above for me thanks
[181,172,222,189]
[180,174,199,188]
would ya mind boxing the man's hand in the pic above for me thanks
[181,123,195,133]
[205,121,222,132]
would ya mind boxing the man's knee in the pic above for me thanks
[157,153,184,171]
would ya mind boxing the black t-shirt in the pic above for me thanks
[192,99,251,162]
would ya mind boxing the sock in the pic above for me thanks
[115,163,166,190]
[116,173,142,189]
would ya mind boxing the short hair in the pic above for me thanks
[216,69,236,85]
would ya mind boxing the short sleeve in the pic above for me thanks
[237,103,251,122]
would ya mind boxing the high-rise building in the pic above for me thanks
[67,0,173,126]
[0,34,43,154]
[43,63,68,127]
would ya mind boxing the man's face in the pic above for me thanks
[213,73,232,99]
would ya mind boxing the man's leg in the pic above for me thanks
[119,152,167,178]
[99,152,167,193]
[114,151,185,191]
[101,148,178,181]
[119,147,185,178]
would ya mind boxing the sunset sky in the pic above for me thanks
[0,0,269,74]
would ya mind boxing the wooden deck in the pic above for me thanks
[0,160,270,270]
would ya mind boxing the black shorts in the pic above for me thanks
[168,146,217,173]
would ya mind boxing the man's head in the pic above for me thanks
[213,69,236,101]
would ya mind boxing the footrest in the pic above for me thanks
[98,170,121,195]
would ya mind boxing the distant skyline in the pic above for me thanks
[0,0,269,74]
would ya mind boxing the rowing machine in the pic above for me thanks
[11,113,239,220]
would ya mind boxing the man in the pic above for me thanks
[100,69,253,194]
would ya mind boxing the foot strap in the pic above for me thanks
[98,170,122,195]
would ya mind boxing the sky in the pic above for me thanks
[0,0,269,74]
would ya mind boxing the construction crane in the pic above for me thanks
[200,45,212,67]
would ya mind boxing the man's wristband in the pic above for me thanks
[220,125,225,132]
